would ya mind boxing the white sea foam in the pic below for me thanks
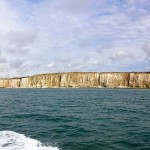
[0,131,59,150]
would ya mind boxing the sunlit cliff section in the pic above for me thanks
[0,72,149,88]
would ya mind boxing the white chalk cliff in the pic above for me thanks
[0,72,149,88]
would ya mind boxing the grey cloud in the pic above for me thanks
[96,43,113,54]
[79,38,93,48]
[3,30,37,55]
[0,63,10,78]
[0,0,149,77]
[16,64,41,76]
[40,0,106,17]
[143,42,150,58]
[4,46,29,54]
[62,0,91,14]
[47,55,105,72]
[6,30,37,46]
[9,59,24,69]
[0,49,7,63]
[47,57,85,72]
[0,57,7,63]
[8,59,41,77]
[8,58,39,71]
[54,57,73,64]
[109,51,134,61]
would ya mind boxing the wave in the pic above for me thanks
[0,131,59,150]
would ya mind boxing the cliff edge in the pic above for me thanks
[0,72,150,88]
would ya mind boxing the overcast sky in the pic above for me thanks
[0,0,150,78]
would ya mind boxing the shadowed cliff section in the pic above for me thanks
[0,72,150,88]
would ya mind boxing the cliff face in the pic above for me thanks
[0,72,149,88]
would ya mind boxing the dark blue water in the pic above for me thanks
[0,89,150,150]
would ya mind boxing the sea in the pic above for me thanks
[0,88,150,150]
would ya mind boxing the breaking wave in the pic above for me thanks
[0,131,59,150]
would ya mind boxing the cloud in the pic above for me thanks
[0,57,7,63]
[6,59,41,77]
[2,30,37,54]
[9,59,24,69]
[143,42,150,58]
[5,30,37,47]
[47,63,57,69]
[0,48,7,63]
[4,46,29,55]
[47,55,106,73]
[109,51,133,61]
[0,0,150,77]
